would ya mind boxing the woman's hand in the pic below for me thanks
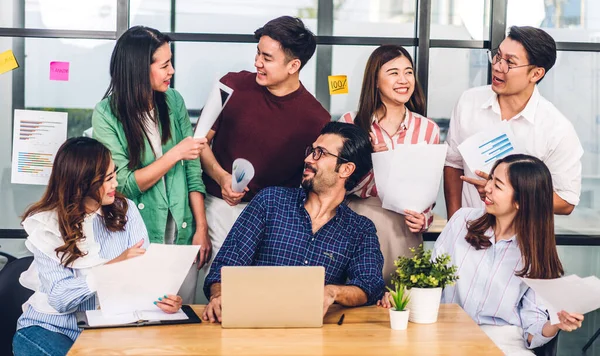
[106,239,145,264]
[404,210,426,233]
[556,310,584,332]
[154,294,183,313]
[192,227,212,269]
[376,292,393,309]
[173,137,207,161]
[369,132,388,152]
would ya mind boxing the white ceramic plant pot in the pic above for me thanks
[389,309,410,330]
[406,287,442,324]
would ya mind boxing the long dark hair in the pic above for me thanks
[465,154,563,279]
[22,138,129,267]
[103,26,172,169]
[355,45,426,135]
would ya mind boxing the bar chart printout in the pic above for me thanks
[11,109,68,185]
[457,122,519,175]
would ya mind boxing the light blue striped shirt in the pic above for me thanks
[434,208,555,349]
[17,201,149,341]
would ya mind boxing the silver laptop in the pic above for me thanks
[221,266,325,328]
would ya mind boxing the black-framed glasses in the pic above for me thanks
[305,145,349,163]
[487,48,535,74]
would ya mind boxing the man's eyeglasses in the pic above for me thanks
[305,145,349,162]
[487,48,534,74]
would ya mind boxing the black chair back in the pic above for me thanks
[0,256,34,355]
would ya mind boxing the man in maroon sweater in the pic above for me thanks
[199,16,330,279]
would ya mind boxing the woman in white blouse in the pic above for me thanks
[380,154,583,355]
[13,137,182,356]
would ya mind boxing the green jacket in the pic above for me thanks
[92,89,205,244]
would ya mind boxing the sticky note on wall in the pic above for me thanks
[328,75,348,95]
[0,50,19,75]
[50,61,70,81]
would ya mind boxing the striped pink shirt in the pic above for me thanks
[338,110,440,230]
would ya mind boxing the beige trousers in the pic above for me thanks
[347,196,422,287]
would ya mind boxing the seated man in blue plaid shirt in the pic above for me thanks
[202,122,385,323]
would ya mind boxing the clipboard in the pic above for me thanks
[76,305,201,329]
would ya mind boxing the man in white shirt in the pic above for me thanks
[444,26,583,219]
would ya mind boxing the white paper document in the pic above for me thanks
[458,121,520,175]
[11,109,68,185]
[194,80,234,138]
[521,275,600,325]
[373,144,447,214]
[231,158,255,193]
[85,308,188,327]
[91,243,200,316]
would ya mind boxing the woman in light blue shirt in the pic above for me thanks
[13,137,183,356]
[381,154,584,355]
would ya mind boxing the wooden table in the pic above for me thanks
[69,304,502,355]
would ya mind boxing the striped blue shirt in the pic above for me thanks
[434,208,554,349]
[17,201,149,341]
[204,187,385,304]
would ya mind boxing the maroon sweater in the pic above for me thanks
[204,71,331,201]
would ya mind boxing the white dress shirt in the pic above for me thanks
[445,85,583,208]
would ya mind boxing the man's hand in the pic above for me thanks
[192,227,212,269]
[218,173,248,206]
[460,170,489,201]
[202,294,223,323]
[323,285,338,316]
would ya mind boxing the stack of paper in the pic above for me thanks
[85,309,188,327]
[372,144,447,215]
[90,243,200,316]
[521,275,600,325]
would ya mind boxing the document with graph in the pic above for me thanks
[458,121,521,175]
[11,109,68,185]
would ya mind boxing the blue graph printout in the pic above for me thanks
[479,133,514,164]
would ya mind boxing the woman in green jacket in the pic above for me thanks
[92,26,210,304]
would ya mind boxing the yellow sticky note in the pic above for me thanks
[0,50,19,75]
[328,75,348,95]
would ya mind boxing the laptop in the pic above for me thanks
[220,266,325,328]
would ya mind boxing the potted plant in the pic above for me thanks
[386,284,410,330]
[392,244,458,324]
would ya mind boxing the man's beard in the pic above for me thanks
[301,163,317,192]
[301,177,314,192]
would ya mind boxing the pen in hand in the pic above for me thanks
[337,313,345,326]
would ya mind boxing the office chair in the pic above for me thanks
[0,256,34,355]
[583,328,600,353]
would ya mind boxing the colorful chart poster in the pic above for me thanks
[11,109,68,185]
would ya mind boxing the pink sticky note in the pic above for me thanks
[49,61,69,81]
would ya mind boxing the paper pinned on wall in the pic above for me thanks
[91,243,200,316]
[0,49,19,75]
[194,80,234,138]
[373,144,447,214]
[521,275,600,325]
[11,109,68,186]
[328,75,348,95]
[50,61,70,81]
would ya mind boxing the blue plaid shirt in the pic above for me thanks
[204,187,385,304]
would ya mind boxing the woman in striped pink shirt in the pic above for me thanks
[338,45,440,286]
